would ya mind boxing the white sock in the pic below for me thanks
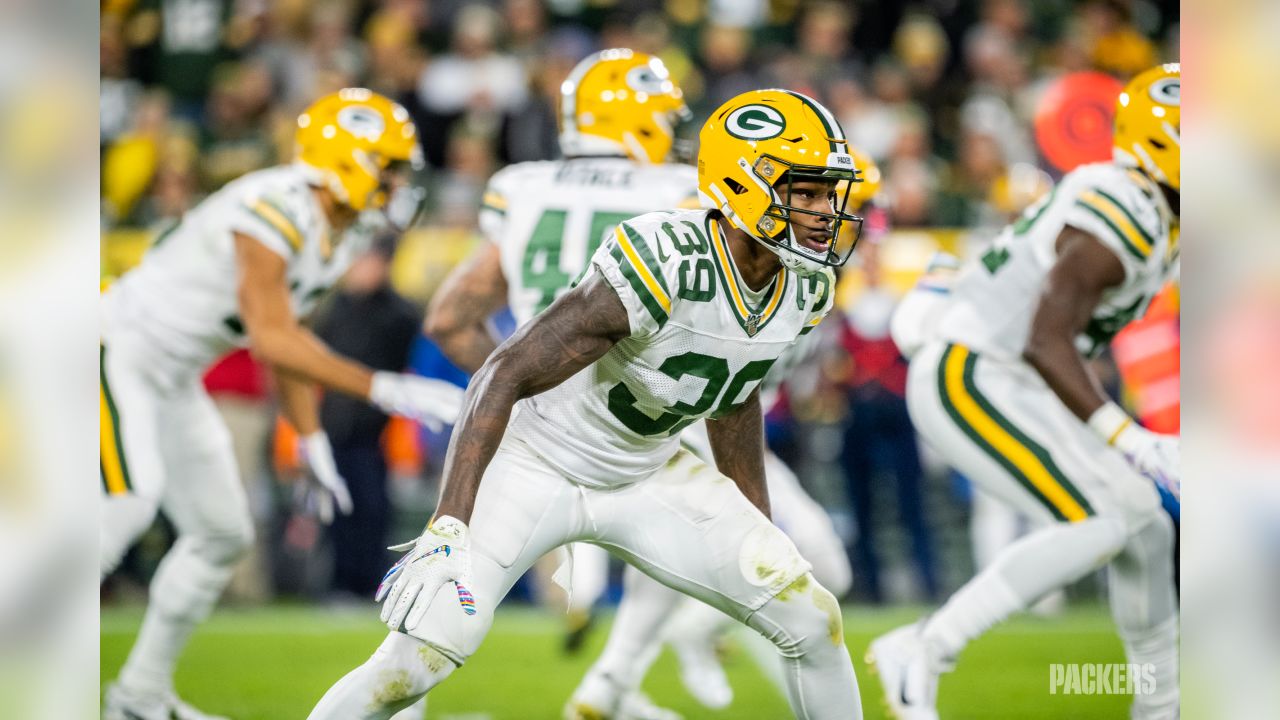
[923,516,1128,660]
[117,538,233,697]
[1109,515,1179,718]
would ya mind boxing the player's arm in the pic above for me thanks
[705,391,770,519]
[423,242,509,373]
[234,231,376,398]
[274,367,321,434]
[433,273,632,524]
[1022,226,1126,421]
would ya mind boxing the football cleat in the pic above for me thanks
[669,634,732,709]
[616,691,682,720]
[866,622,950,720]
[104,683,231,720]
[563,608,596,655]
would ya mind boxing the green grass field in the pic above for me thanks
[102,603,1131,719]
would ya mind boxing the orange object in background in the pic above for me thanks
[1112,284,1180,433]
[1034,72,1125,173]
[272,410,425,478]
[382,415,424,477]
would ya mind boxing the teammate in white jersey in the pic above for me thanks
[308,87,869,720]
[869,64,1181,720]
[100,89,463,720]
[424,50,701,667]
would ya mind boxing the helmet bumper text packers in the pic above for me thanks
[697,89,867,276]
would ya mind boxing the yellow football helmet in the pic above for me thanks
[560,48,691,164]
[294,88,423,215]
[845,145,881,211]
[698,89,865,275]
[1114,63,1179,191]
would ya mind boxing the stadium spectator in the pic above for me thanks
[837,241,939,603]
[315,239,423,598]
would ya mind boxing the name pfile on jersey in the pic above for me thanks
[507,208,835,488]
[936,162,1177,361]
[102,165,371,382]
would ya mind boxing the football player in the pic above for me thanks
[868,64,1181,720]
[424,48,701,670]
[308,87,868,720]
[101,89,463,720]
[563,149,881,719]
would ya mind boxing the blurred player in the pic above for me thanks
[870,64,1181,720]
[308,87,867,720]
[564,150,880,719]
[100,89,464,720]
[423,48,700,667]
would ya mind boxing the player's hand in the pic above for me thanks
[377,515,477,633]
[368,372,465,432]
[298,431,353,524]
[1089,402,1180,499]
[1115,426,1180,499]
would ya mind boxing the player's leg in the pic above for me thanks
[99,342,166,578]
[1108,508,1179,718]
[870,343,1167,716]
[592,449,860,720]
[308,438,583,719]
[567,563,687,718]
[564,541,611,653]
[111,384,250,713]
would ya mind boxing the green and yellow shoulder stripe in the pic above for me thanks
[244,195,306,253]
[1073,182,1159,263]
[609,222,673,327]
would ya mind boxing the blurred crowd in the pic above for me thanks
[100,0,1179,606]
[101,0,1178,235]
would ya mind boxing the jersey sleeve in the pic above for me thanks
[230,187,310,260]
[478,167,516,246]
[589,216,679,339]
[1063,170,1164,282]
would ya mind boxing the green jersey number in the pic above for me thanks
[523,210,633,314]
[607,352,775,437]
[984,187,1059,275]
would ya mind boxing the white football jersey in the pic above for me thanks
[102,165,372,381]
[507,208,835,487]
[479,157,699,325]
[938,162,1178,360]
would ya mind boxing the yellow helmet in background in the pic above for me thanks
[1114,63,1179,191]
[844,145,881,211]
[698,88,865,275]
[560,48,691,164]
[295,88,422,212]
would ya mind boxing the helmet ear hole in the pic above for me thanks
[725,178,748,195]
[1149,138,1167,151]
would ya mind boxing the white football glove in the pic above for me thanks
[368,372,465,432]
[297,431,353,524]
[376,515,477,634]
[1088,402,1180,499]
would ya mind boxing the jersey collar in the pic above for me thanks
[705,215,788,337]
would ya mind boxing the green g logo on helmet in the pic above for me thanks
[725,104,786,140]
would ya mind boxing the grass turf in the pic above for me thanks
[102,603,1131,719]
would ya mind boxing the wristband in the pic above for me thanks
[1087,402,1133,447]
